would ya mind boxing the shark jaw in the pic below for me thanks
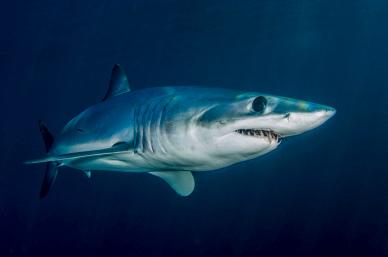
[234,129,281,144]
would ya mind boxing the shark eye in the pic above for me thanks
[252,96,267,113]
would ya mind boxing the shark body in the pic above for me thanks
[26,65,336,198]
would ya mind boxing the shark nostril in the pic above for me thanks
[326,107,336,116]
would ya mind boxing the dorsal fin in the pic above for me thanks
[102,64,130,101]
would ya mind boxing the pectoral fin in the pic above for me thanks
[149,171,195,196]
[25,142,132,164]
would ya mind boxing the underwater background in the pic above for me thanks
[1,0,387,256]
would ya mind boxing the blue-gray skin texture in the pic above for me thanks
[50,86,334,174]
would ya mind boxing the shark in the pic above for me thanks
[26,65,336,198]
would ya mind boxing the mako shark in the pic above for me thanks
[26,65,336,198]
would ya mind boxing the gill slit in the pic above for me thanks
[144,102,155,153]
[141,104,150,153]
[158,95,175,154]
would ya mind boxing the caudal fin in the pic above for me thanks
[37,120,57,199]
[40,162,58,199]
[39,120,54,151]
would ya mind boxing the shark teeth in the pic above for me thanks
[234,129,281,143]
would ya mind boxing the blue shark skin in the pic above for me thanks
[26,65,336,198]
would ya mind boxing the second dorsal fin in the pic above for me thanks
[102,64,130,101]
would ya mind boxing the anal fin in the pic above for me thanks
[149,171,195,196]
[83,171,91,178]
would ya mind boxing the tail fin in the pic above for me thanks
[39,120,54,151]
[40,161,58,199]
[37,120,58,199]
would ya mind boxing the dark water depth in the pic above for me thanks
[0,0,387,256]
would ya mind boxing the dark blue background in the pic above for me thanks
[1,0,387,256]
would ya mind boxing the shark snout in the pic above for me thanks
[324,106,336,117]
[310,106,336,121]
[276,105,336,137]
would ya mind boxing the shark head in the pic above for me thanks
[190,91,336,166]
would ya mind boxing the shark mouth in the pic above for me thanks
[234,129,281,143]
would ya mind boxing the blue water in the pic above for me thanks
[1,0,387,256]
